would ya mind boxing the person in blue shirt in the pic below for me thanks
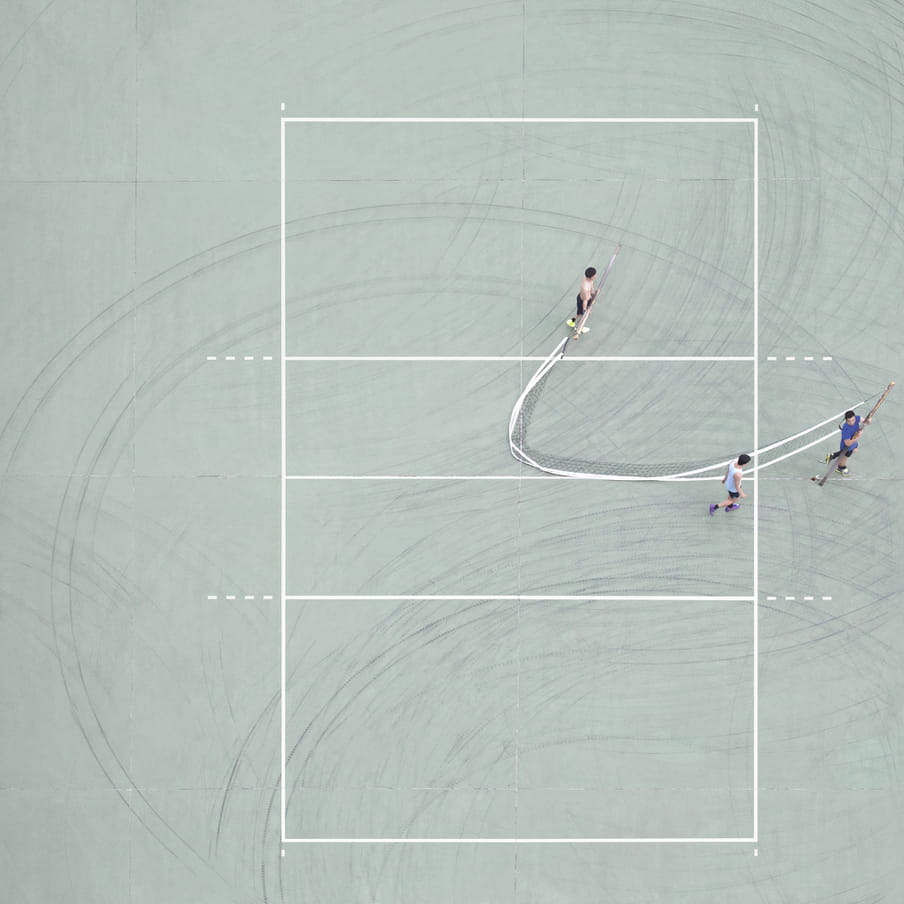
[824,410,862,476]
[709,453,751,514]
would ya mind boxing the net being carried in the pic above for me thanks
[509,346,881,480]
[509,317,884,481]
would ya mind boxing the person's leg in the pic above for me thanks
[713,491,740,511]
[567,294,585,328]
[837,448,855,473]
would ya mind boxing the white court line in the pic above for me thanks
[283,837,756,844]
[207,595,273,600]
[282,114,760,847]
[285,595,754,602]
[289,474,555,480]
[285,474,749,480]
[284,117,757,124]
[280,116,288,845]
[752,115,760,844]
[284,355,755,362]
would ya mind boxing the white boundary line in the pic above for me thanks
[281,114,759,846]
[280,117,288,845]
[285,595,754,602]
[283,837,756,844]
[283,117,757,124]
[753,117,759,844]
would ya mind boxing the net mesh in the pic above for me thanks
[509,340,878,481]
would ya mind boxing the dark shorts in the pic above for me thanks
[576,293,586,317]
[728,490,740,499]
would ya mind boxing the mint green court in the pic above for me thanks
[1,2,901,902]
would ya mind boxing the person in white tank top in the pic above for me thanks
[709,454,750,515]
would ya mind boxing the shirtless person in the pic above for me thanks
[567,267,598,332]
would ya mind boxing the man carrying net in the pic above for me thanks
[823,410,862,477]
[566,267,598,333]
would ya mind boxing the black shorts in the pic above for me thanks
[728,490,740,499]
[576,293,586,317]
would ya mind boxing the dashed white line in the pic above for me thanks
[764,355,831,362]
[206,355,276,362]
[207,594,277,601]
[766,594,830,601]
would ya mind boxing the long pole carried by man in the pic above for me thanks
[813,381,895,485]
[566,244,623,342]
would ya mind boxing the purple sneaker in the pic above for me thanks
[709,504,718,515]
[726,503,741,511]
